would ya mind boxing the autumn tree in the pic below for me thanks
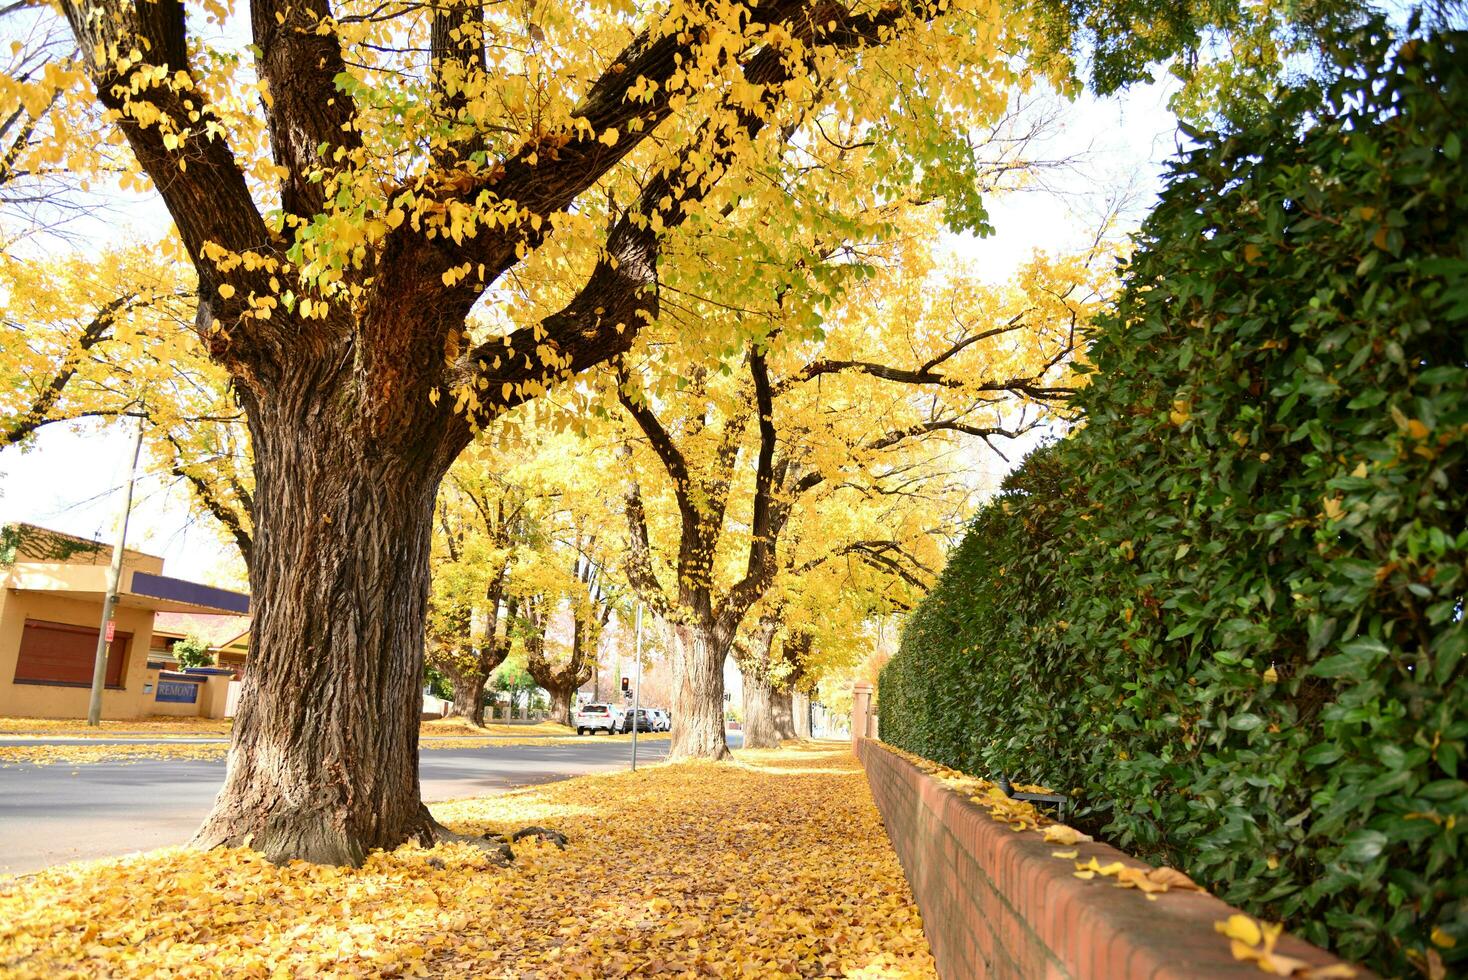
[618,222,1103,759]
[2,8,250,542]
[523,540,620,726]
[734,461,954,747]
[424,458,533,726]
[0,243,262,569]
[12,0,1338,862]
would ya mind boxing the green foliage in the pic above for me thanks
[172,635,214,669]
[881,26,1468,976]
[422,665,453,701]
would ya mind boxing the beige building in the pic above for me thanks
[0,524,250,720]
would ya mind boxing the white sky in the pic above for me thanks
[0,65,1183,589]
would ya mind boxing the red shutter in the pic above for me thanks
[14,620,131,688]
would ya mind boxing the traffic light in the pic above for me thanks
[621,676,630,694]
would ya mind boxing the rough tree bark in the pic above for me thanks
[774,631,811,741]
[735,616,782,750]
[548,688,575,728]
[741,667,781,750]
[792,690,813,739]
[444,666,490,727]
[193,387,467,865]
[772,688,797,741]
[668,622,733,760]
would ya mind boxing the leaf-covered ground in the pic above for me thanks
[0,743,934,978]
[0,731,670,767]
[0,717,236,737]
[1,717,587,739]
[0,742,231,767]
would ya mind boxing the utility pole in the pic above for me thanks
[87,417,145,726]
[630,601,644,771]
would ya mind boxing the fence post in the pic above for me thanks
[851,682,874,744]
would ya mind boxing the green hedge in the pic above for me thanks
[880,27,1467,976]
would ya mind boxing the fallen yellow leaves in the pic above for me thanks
[879,745,1058,833]
[877,743,1356,973]
[423,732,671,751]
[0,742,228,767]
[1215,915,1355,978]
[0,744,936,978]
[1,731,670,767]
[420,718,578,738]
[0,716,233,737]
[1041,825,1092,846]
[1069,856,1202,895]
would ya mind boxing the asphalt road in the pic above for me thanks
[0,735,731,875]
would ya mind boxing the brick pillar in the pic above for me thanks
[851,681,874,744]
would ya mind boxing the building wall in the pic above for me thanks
[11,526,163,574]
[0,590,156,719]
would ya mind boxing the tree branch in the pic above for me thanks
[778,312,1080,399]
[447,0,944,410]
[161,431,254,566]
[250,0,362,219]
[719,344,780,635]
[59,0,275,360]
[615,362,693,512]
[429,0,487,169]
[0,293,137,448]
[621,446,673,618]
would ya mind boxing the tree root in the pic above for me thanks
[427,821,571,864]
[192,807,564,869]
[511,825,568,849]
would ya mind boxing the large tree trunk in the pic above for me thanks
[444,668,487,727]
[193,390,461,866]
[792,691,812,739]
[668,621,730,761]
[772,687,797,741]
[524,612,595,729]
[547,685,575,727]
[740,665,780,750]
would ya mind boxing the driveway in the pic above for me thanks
[0,735,740,875]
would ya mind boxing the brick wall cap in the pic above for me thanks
[855,737,1372,980]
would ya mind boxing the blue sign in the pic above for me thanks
[156,679,200,704]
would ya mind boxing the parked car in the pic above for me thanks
[649,708,670,731]
[620,708,657,734]
[574,702,620,735]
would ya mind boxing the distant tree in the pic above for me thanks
[173,634,214,669]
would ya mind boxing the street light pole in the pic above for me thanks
[87,417,145,727]
[630,601,644,771]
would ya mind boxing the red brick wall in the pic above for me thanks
[855,738,1368,980]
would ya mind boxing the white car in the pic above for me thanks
[574,703,621,735]
[648,708,670,731]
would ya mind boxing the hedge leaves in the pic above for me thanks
[880,26,1467,977]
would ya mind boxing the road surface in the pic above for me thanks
[0,734,736,875]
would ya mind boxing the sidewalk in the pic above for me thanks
[0,743,935,978]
